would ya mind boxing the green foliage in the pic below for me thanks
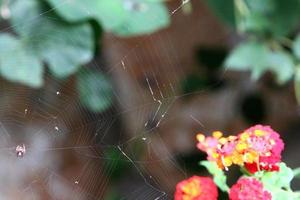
[260,163,294,190]
[225,41,269,77]
[293,167,300,179]
[0,0,93,87]
[235,0,300,36]
[205,0,235,26]
[225,41,294,84]
[0,34,43,88]
[200,160,229,192]
[254,163,300,200]
[46,0,127,31]
[0,0,171,112]
[293,34,300,60]
[46,0,170,36]
[206,0,300,103]
[77,70,113,112]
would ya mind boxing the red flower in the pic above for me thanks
[174,176,218,200]
[229,177,272,200]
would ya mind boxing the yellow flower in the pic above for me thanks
[254,130,265,136]
[243,151,258,163]
[213,131,223,139]
[222,156,233,167]
[196,134,205,142]
[240,132,250,141]
[236,142,248,152]
[231,152,244,166]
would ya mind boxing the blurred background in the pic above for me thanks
[0,0,300,199]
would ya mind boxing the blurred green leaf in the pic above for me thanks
[208,0,300,36]
[269,0,300,36]
[0,34,43,87]
[237,0,274,34]
[225,41,294,84]
[245,0,275,13]
[46,0,127,31]
[260,163,294,190]
[200,161,229,192]
[238,0,300,36]
[293,34,300,60]
[293,167,300,179]
[32,22,93,78]
[10,0,94,79]
[204,0,235,26]
[238,13,270,33]
[267,51,294,84]
[113,1,169,36]
[9,0,41,36]
[46,0,170,36]
[224,41,269,77]
[257,163,298,200]
[77,70,113,112]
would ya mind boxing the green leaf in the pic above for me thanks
[236,0,274,34]
[255,163,298,200]
[0,34,43,88]
[225,41,269,70]
[293,167,300,179]
[245,0,275,14]
[9,0,94,78]
[46,0,170,36]
[30,22,93,78]
[268,0,300,36]
[224,41,270,79]
[113,2,170,36]
[204,0,235,26]
[9,0,41,36]
[238,13,270,33]
[200,161,229,192]
[267,51,294,84]
[46,0,127,31]
[77,70,113,112]
[225,42,294,84]
[260,163,294,190]
[234,0,300,36]
[293,34,300,60]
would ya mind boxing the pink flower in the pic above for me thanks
[174,176,218,200]
[229,177,272,200]
[239,125,284,173]
[196,125,284,173]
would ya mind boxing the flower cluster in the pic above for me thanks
[229,177,272,200]
[196,125,284,173]
[174,176,218,200]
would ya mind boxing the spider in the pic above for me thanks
[15,144,26,157]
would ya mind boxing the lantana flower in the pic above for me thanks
[196,125,284,173]
[229,177,272,200]
[174,176,218,200]
[196,131,242,170]
[238,125,284,173]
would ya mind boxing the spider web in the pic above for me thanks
[0,0,228,199]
